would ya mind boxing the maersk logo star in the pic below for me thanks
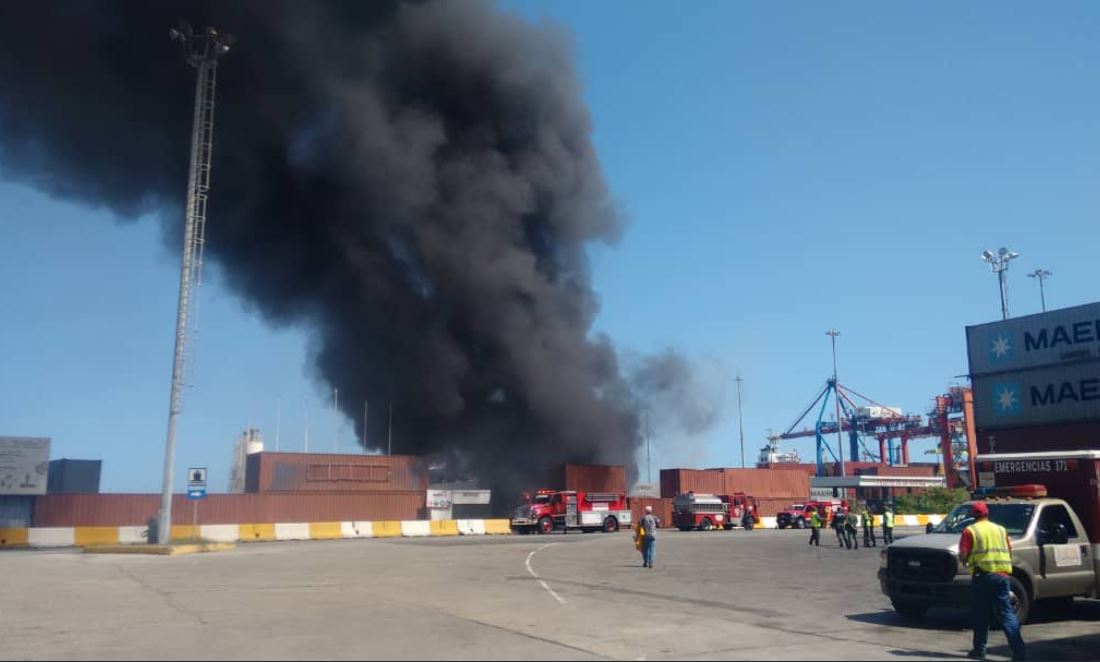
[989,334,1013,361]
[992,384,1022,416]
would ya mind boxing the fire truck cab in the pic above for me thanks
[723,492,761,529]
[511,489,632,535]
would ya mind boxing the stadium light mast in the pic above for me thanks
[157,24,234,546]
[980,247,1019,321]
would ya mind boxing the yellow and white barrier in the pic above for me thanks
[0,518,514,549]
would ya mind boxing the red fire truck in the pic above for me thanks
[673,492,760,530]
[776,499,847,529]
[511,489,632,534]
[673,492,728,530]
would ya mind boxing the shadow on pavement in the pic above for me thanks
[989,633,1100,662]
[847,609,968,632]
[886,650,969,659]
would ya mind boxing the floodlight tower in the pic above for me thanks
[980,247,1019,321]
[156,24,234,545]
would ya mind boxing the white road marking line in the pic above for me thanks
[525,543,567,605]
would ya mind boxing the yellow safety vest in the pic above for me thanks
[811,512,822,528]
[966,519,1012,575]
[884,511,894,528]
[862,511,872,527]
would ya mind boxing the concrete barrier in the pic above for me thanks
[457,519,485,535]
[239,523,276,542]
[309,522,343,540]
[341,521,373,538]
[74,526,119,546]
[401,520,431,537]
[275,523,311,541]
[483,519,512,535]
[16,518,520,548]
[200,524,241,543]
[430,520,459,537]
[372,521,402,538]
[0,528,28,547]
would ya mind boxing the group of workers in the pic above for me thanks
[808,503,895,548]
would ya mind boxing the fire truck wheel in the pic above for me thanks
[537,516,554,535]
[700,518,714,531]
[602,517,619,533]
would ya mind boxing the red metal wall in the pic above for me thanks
[660,468,809,499]
[33,491,425,527]
[246,452,429,493]
[628,497,673,528]
[563,464,627,493]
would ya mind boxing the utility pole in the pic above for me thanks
[157,24,233,546]
[734,375,746,469]
[826,330,844,477]
[387,402,393,455]
[981,248,1020,320]
[363,400,369,453]
[333,387,339,453]
[1027,269,1052,312]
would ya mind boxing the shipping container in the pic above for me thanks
[563,464,626,493]
[0,495,34,527]
[972,362,1100,430]
[245,452,429,493]
[628,497,673,528]
[32,491,425,527]
[856,464,938,477]
[975,419,1100,455]
[47,459,102,493]
[710,468,810,499]
[967,301,1100,377]
[660,469,724,498]
[976,450,1100,543]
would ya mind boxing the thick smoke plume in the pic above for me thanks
[0,1,710,494]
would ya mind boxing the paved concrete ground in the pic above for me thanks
[1,528,1096,660]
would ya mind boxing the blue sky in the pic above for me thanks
[3,1,1099,491]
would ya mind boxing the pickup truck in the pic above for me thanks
[879,450,1100,624]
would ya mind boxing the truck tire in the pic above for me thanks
[602,517,619,533]
[537,516,554,535]
[994,575,1031,626]
[891,599,929,620]
[794,517,806,529]
[700,518,714,531]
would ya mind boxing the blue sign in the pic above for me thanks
[187,487,206,500]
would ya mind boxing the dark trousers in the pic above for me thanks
[809,528,820,546]
[846,525,859,549]
[835,526,846,547]
[883,525,894,544]
[972,572,1026,659]
[863,526,877,547]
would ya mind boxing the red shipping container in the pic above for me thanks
[628,497,673,529]
[710,468,810,499]
[563,464,627,493]
[246,452,429,493]
[660,469,724,498]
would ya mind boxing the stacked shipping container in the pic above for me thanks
[245,452,429,493]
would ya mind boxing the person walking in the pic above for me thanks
[741,507,754,531]
[960,501,1026,661]
[845,508,860,549]
[862,504,877,547]
[883,505,895,545]
[638,505,658,569]
[809,508,822,546]
[833,507,848,548]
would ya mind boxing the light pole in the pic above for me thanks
[981,247,1020,320]
[157,24,233,545]
[826,330,844,477]
[734,376,746,469]
[1027,269,1052,312]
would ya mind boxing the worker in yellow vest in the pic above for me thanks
[808,508,822,546]
[882,506,895,544]
[959,501,1026,661]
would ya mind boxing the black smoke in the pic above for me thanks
[0,0,709,494]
